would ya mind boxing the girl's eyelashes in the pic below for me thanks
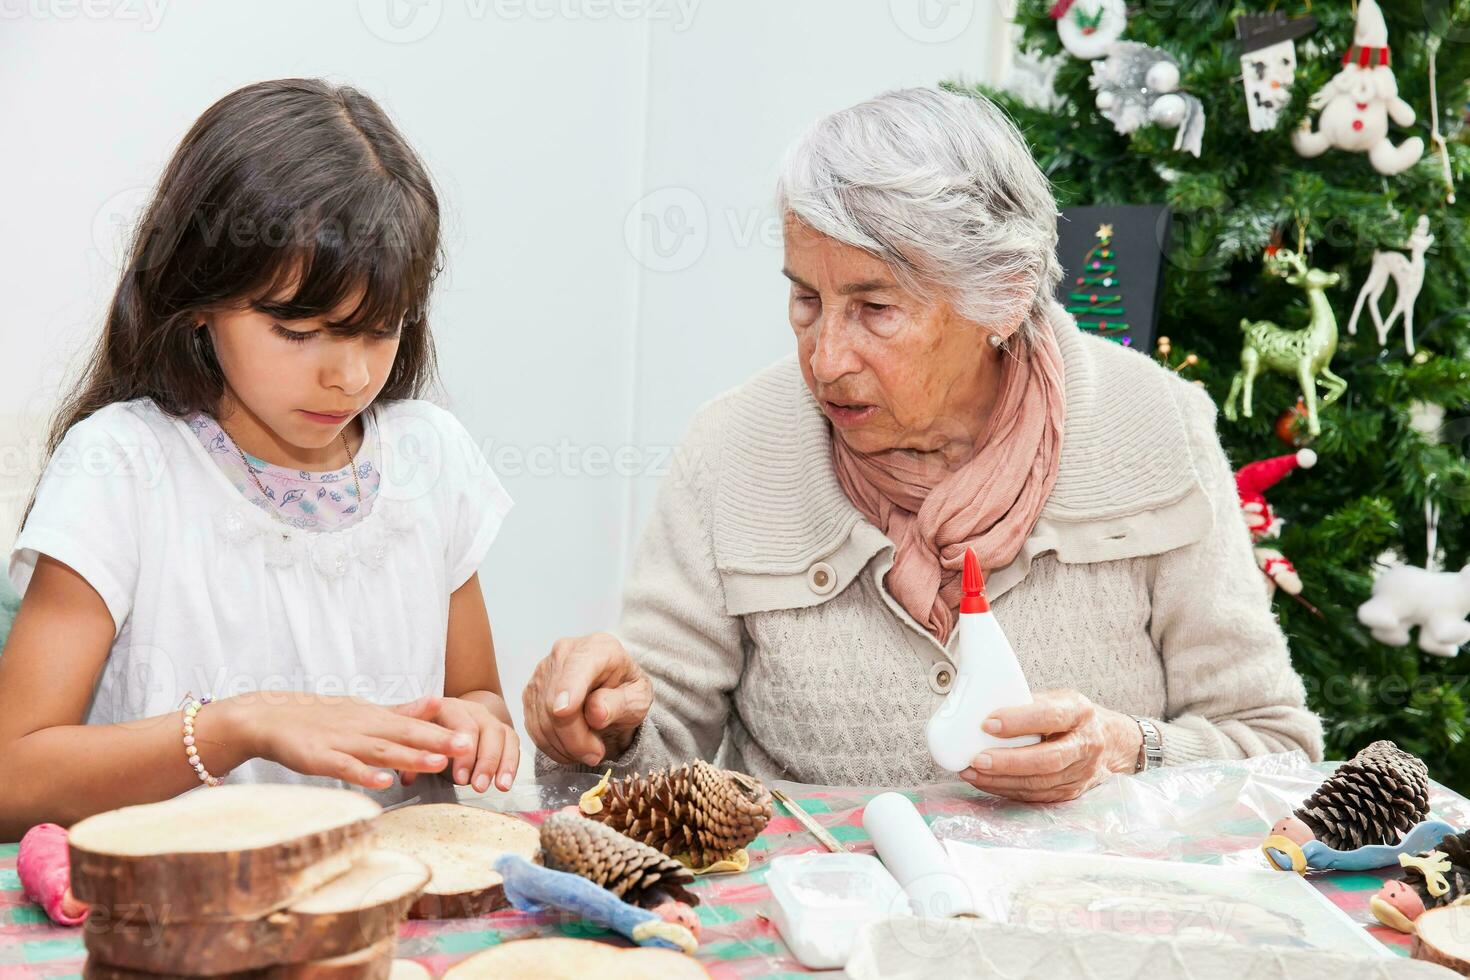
[272,323,316,344]
[271,323,400,343]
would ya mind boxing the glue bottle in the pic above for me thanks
[925,547,1039,772]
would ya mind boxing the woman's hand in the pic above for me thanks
[523,632,653,767]
[221,692,470,791]
[398,693,520,794]
[958,690,1143,803]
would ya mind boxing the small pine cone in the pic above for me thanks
[586,760,774,867]
[1403,829,1470,910]
[539,812,698,909]
[1295,740,1430,851]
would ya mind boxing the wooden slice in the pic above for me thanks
[1412,905,1470,975]
[84,935,396,980]
[442,938,709,980]
[70,786,381,923]
[371,804,539,919]
[84,850,429,976]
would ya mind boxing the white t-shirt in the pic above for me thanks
[7,397,513,806]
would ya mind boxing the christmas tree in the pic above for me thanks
[1064,223,1133,344]
[957,0,1470,790]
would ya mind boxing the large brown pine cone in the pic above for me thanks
[583,760,773,867]
[539,812,698,909]
[1295,740,1430,851]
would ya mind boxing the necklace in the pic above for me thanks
[228,427,363,524]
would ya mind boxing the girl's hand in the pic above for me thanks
[957,690,1143,803]
[223,692,470,791]
[399,694,520,794]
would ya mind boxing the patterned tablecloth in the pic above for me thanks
[3,762,1468,979]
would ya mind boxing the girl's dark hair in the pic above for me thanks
[27,77,443,522]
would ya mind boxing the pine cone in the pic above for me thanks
[1295,740,1430,851]
[1401,829,1470,911]
[583,760,773,867]
[539,812,698,909]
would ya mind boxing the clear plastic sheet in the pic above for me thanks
[415,760,1470,978]
[929,751,1470,869]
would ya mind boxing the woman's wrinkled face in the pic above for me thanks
[203,280,401,469]
[783,215,1003,462]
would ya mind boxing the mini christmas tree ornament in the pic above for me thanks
[539,812,699,909]
[1347,215,1433,355]
[1064,223,1135,345]
[1049,0,1127,60]
[1371,829,1470,933]
[1236,11,1317,132]
[1234,449,1317,597]
[1224,247,1346,437]
[579,760,773,868]
[1090,42,1206,156]
[1291,0,1424,175]
[1263,740,1434,872]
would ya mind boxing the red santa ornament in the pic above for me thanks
[1291,0,1424,175]
[1236,448,1318,596]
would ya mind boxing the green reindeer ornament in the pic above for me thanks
[1225,247,1347,438]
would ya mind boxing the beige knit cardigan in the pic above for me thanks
[539,318,1325,786]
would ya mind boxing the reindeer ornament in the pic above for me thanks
[1347,215,1433,355]
[1225,247,1347,438]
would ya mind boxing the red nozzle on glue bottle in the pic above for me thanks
[925,547,1040,772]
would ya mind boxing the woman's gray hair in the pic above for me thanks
[776,87,1061,343]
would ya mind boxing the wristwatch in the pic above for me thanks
[1130,715,1163,773]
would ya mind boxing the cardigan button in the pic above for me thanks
[806,561,837,595]
[929,661,955,695]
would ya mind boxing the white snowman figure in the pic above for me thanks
[1292,0,1424,175]
[1050,0,1127,60]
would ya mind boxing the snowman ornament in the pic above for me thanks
[1050,0,1127,60]
[1292,0,1424,175]
[1237,11,1317,132]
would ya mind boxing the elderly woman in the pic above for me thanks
[524,88,1323,801]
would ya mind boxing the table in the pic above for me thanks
[4,765,1468,979]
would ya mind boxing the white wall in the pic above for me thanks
[0,0,1004,748]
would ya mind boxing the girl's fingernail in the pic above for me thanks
[554,692,571,712]
[581,752,601,766]
[474,775,489,793]
[452,734,473,749]
[974,753,993,770]
[456,768,469,783]
[983,719,1002,734]
[960,768,978,780]
[426,754,446,766]
[377,771,392,785]
[498,773,513,790]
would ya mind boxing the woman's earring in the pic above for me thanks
[988,333,1005,349]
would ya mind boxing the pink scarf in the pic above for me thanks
[832,309,1066,644]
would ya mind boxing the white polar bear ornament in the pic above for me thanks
[1357,564,1470,657]
[1050,0,1127,60]
[1291,0,1424,175]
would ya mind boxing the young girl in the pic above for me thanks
[0,79,518,840]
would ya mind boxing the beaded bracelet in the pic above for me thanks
[182,694,224,787]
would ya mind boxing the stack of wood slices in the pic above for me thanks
[69,787,539,980]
